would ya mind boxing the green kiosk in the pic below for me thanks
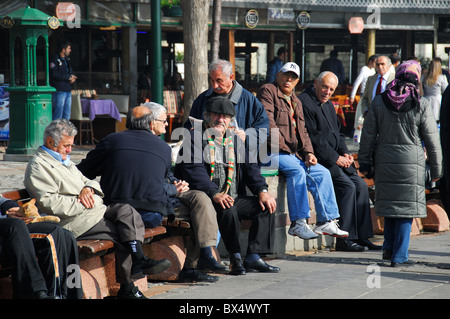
[1,6,58,161]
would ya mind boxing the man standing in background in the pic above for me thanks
[50,40,77,120]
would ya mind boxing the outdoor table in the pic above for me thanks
[81,99,121,122]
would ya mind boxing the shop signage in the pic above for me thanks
[56,2,76,21]
[48,16,60,29]
[296,11,310,29]
[0,16,14,29]
[245,9,259,28]
[348,17,364,34]
[268,8,295,21]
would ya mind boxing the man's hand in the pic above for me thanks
[78,187,95,209]
[69,75,77,84]
[233,128,246,142]
[258,192,276,214]
[174,180,189,194]
[336,154,354,168]
[6,207,33,224]
[213,193,234,210]
[305,152,317,167]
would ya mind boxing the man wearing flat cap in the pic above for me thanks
[257,63,349,241]
[186,59,270,162]
[175,95,279,276]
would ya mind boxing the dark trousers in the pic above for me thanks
[214,196,275,257]
[77,203,145,284]
[332,170,374,240]
[0,218,82,299]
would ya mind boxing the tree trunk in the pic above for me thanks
[211,0,222,62]
[182,0,209,123]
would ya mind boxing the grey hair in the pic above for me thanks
[43,119,78,146]
[126,102,167,130]
[316,71,338,84]
[376,55,392,66]
[209,59,233,77]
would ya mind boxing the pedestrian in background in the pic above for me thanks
[358,60,443,267]
[50,40,77,120]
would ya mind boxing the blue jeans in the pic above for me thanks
[52,91,71,120]
[137,210,163,228]
[276,153,340,223]
[383,217,412,263]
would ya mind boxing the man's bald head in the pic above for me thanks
[126,102,167,130]
[132,105,152,119]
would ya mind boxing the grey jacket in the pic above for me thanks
[358,95,443,218]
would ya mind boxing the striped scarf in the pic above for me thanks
[207,135,235,195]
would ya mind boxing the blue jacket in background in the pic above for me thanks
[49,54,74,92]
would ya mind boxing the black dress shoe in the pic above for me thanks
[33,291,60,299]
[335,239,365,252]
[116,286,148,299]
[356,238,382,250]
[178,269,219,283]
[244,258,280,273]
[139,257,171,275]
[391,259,415,268]
[229,258,246,276]
[197,256,228,274]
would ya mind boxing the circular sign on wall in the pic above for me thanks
[296,11,310,29]
[348,17,364,34]
[245,9,259,28]
[48,16,60,29]
[56,2,76,21]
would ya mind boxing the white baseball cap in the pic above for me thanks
[280,62,300,78]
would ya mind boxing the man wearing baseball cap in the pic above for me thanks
[257,63,348,240]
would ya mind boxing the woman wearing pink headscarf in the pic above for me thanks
[358,60,443,267]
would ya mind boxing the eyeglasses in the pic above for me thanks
[154,119,168,124]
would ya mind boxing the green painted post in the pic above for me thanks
[2,7,56,159]
[151,0,163,105]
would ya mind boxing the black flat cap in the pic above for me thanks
[206,96,236,117]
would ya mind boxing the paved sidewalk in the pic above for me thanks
[1,140,449,303]
[147,231,450,300]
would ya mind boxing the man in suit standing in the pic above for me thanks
[300,71,381,252]
[361,55,395,118]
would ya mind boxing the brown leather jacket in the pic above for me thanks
[257,82,314,160]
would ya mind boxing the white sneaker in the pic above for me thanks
[288,219,319,240]
[314,219,349,238]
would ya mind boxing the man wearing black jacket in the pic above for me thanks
[50,40,77,120]
[175,96,279,276]
[78,102,224,283]
[300,71,379,252]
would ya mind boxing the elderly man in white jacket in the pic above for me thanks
[24,119,170,299]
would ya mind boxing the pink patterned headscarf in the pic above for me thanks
[384,60,421,110]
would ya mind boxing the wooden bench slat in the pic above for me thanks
[145,226,166,238]
[2,189,170,256]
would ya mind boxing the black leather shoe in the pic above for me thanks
[356,239,382,250]
[178,269,219,283]
[33,291,60,299]
[391,259,415,268]
[335,239,365,252]
[116,286,148,299]
[229,258,246,275]
[197,256,228,274]
[244,258,280,273]
[142,257,171,275]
